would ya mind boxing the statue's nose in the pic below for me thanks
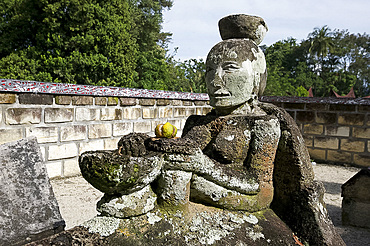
[212,73,223,88]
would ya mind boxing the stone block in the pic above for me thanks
[120,97,137,106]
[46,161,63,178]
[101,108,123,121]
[170,100,182,106]
[340,139,365,152]
[95,97,107,105]
[45,108,73,123]
[308,148,326,161]
[26,127,58,143]
[0,128,23,145]
[353,154,370,167]
[6,108,42,124]
[306,103,328,111]
[157,170,192,206]
[0,93,16,104]
[326,126,350,137]
[75,108,100,121]
[63,158,81,177]
[139,98,156,106]
[158,107,173,118]
[338,113,365,126]
[303,135,313,147]
[55,96,72,105]
[352,127,370,139]
[342,168,370,228]
[79,140,105,154]
[19,94,53,105]
[327,150,352,163]
[123,107,141,120]
[316,112,337,124]
[314,137,339,150]
[61,125,87,142]
[296,111,315,123]
[303,124,324,135]
[329,104,356,112]
[156,99,171,106]
[358,105,370,112]
[194,101,207,106]
[113,122,133,137]
[0,138,64,245]
[88,123,112,139]
[182,100,193,106]
[104,138,120,150]
[48,143,78,160]
[107,97,119,106]
[72,96,93,105]
[174,107,195,118]
[134,121,152,133]
[195,107,203,115]
[142,107,157,119]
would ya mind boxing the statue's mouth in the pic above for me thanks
[213,88,231,98]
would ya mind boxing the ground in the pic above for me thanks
[50,163,370,246]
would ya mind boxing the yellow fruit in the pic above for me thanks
[154,122,177,138]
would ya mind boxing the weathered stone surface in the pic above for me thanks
[19,93,53,105]
[79,149,163,195]
[97,185,157,218]
[342,168,370,228]
[218,14,268,44]
[0,138,65,245]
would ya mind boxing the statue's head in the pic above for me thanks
[205,38,267,110]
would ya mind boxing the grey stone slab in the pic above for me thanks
[0,137,65,246]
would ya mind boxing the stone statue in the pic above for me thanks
[79,14,345,246]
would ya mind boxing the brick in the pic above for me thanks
[329,104,356,112]
[123,107,141,120]
[134,121,151,133]
[316,112,337,124]
[283,103,305,110]
[303,124,324,135]
[303,135,313,147]
[307,148,326,161]
[104,138,120,150]
[358,105,370,112]
[45,161,62,178]
[194,101,207,106]
[79,140,105,154]
[314,137,339,149]
[170,100,182,106]
[338,113,365,126]
[139,99,156,106]
[0,128,23,145]
[95,97,107,105]
[352,128,370,139]
[120,98,137,106]
[326,126,350,137]
[113,122,133,137]
[101,108,122,121]
[327,150,352,163]
[0,93,16,104]
[45,108,73,123]
[174,108,195,118]
[340,139,365,152]
[61,125,87,142]
[89,123,112,139]
[6,108,42,124]
[157,99,171,106]
[158,107,173,118]
[195,107,203,115]
[296,111,315,123]
[26,127,58,143]
[142,108,157,119]
[63,158,81,177]
[182,101,193,106]
[353,154,370,167]
[19,94,53,105]
[306,103,328,111]
[75,108,100,121]
[55,96,72,105]
[107,97,119,106]
[48,143,78,160]
[72,96,93,105]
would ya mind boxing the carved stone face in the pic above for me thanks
[206,39,267,109]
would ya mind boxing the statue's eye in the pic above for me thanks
[222,62,240,73]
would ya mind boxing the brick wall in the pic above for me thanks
[0,92,211,178]
[261,96,370,168]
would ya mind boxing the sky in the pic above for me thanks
[162,0,370,61]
